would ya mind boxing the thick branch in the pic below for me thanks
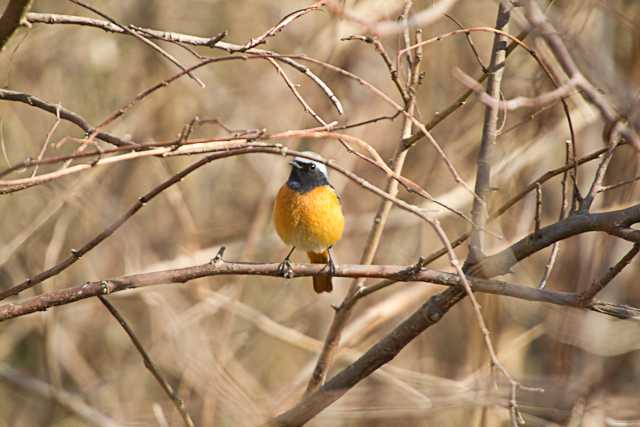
[269,286,466,427]
[0,261,636,322]
[0,0,32,50]
[469,203,640,277]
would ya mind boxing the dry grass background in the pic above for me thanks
[1,0,640,426]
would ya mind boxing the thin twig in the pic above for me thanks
[25,12,344,116]
[240,1,325,51]
[597,175,640,193]
[444,13,487,71]
[305,15,423,394]
[0,363,122,427]
[580,140,619,212]
[456,68,581,111]
[98,296,194,427]
[0,88,132,147]
[68,0,205,87]
[266,57,329,125]
[341,34,409,102]
[525,0,640,149]
[30,103,61,177]
[537,243,559,290]
[535,183,542,236]
[578,243,640,304]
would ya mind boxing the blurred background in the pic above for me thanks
[1,0,639,425]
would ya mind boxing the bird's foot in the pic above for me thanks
[326,258,336,276]
[277,258,295,279]
[327,247,337,276]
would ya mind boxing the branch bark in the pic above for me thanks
[469,202,640,278]
[1,260,637,323]
[268,286,466,427]
[0,0,32,50]
[467,1,511,263]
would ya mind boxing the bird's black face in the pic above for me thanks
[287,159,329,193]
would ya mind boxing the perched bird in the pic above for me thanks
[273,152,344,293]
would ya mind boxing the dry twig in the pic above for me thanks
[98,296,194,427]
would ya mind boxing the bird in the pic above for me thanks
[273,152,344,293]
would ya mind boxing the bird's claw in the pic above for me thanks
[277,258,295,279]
[327,258,336,276]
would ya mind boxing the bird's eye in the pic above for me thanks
[310,163,316,170]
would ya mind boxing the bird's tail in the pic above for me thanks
[307,251,333,293]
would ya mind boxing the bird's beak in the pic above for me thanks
[289,160,303,169]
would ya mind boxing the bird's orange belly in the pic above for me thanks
[273,185,344,253]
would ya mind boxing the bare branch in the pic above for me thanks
[68,0,205,88]
[1,260,636,323]
[240,1,325,51]
[98,296,194,427]
[341,34,409,102]
[326,0,459,36]
[467,4,511,264]
[0,0,32,50]
[578,243,640,304]
[525,0,640,149]
[580,140,619,212]
[0,88,132,147]
[469,202,640,278]
[24,12,344,115]
[456,68,581,111]
[295,54,482,204]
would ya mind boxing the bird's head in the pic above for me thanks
[287,152,330,193]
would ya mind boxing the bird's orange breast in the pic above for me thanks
[273,184,344,253]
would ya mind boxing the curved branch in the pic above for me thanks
[469,203,640,278]
[0,89,132,147]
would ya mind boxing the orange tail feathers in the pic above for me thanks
[307,251,333,293]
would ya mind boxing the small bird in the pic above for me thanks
[273,152,344,293]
